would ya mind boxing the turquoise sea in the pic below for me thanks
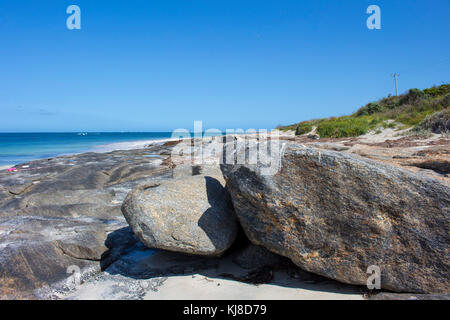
[0,132,175,167]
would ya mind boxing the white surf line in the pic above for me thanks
[91,137,190,153]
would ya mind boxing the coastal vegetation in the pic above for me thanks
[278,84,450,138]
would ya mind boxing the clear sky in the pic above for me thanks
[1,0,449,132]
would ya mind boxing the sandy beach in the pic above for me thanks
[144,274,364,300]
[61,250,365,300]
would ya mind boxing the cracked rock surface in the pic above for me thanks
[221,143,450,293]
[0,145,175,299]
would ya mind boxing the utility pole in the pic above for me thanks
[391,73,400,96]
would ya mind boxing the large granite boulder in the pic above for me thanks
[122,175,238,257]
[221,143,450,293]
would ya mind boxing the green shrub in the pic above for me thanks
[295,122,313,136]
[355,103,384,116]
[413,109,450,134]
[316,116,373,138]
[423,84,450,97]
[398,88,427,106]
[388,122,396,128]
[276,124,297,132]
[440,94,450,107]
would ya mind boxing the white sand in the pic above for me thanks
[144,274,364,300]
[62,251,364,300]
[143,256,364,300]
[64,270,364,301]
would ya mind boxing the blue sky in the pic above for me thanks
[0,0,449,132]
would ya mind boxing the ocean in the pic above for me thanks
[0,132,176,167]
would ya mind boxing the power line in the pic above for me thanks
[388,58,449,96]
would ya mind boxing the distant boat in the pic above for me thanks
[77,132,88,136]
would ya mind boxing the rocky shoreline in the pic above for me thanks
[0,132,449,300]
